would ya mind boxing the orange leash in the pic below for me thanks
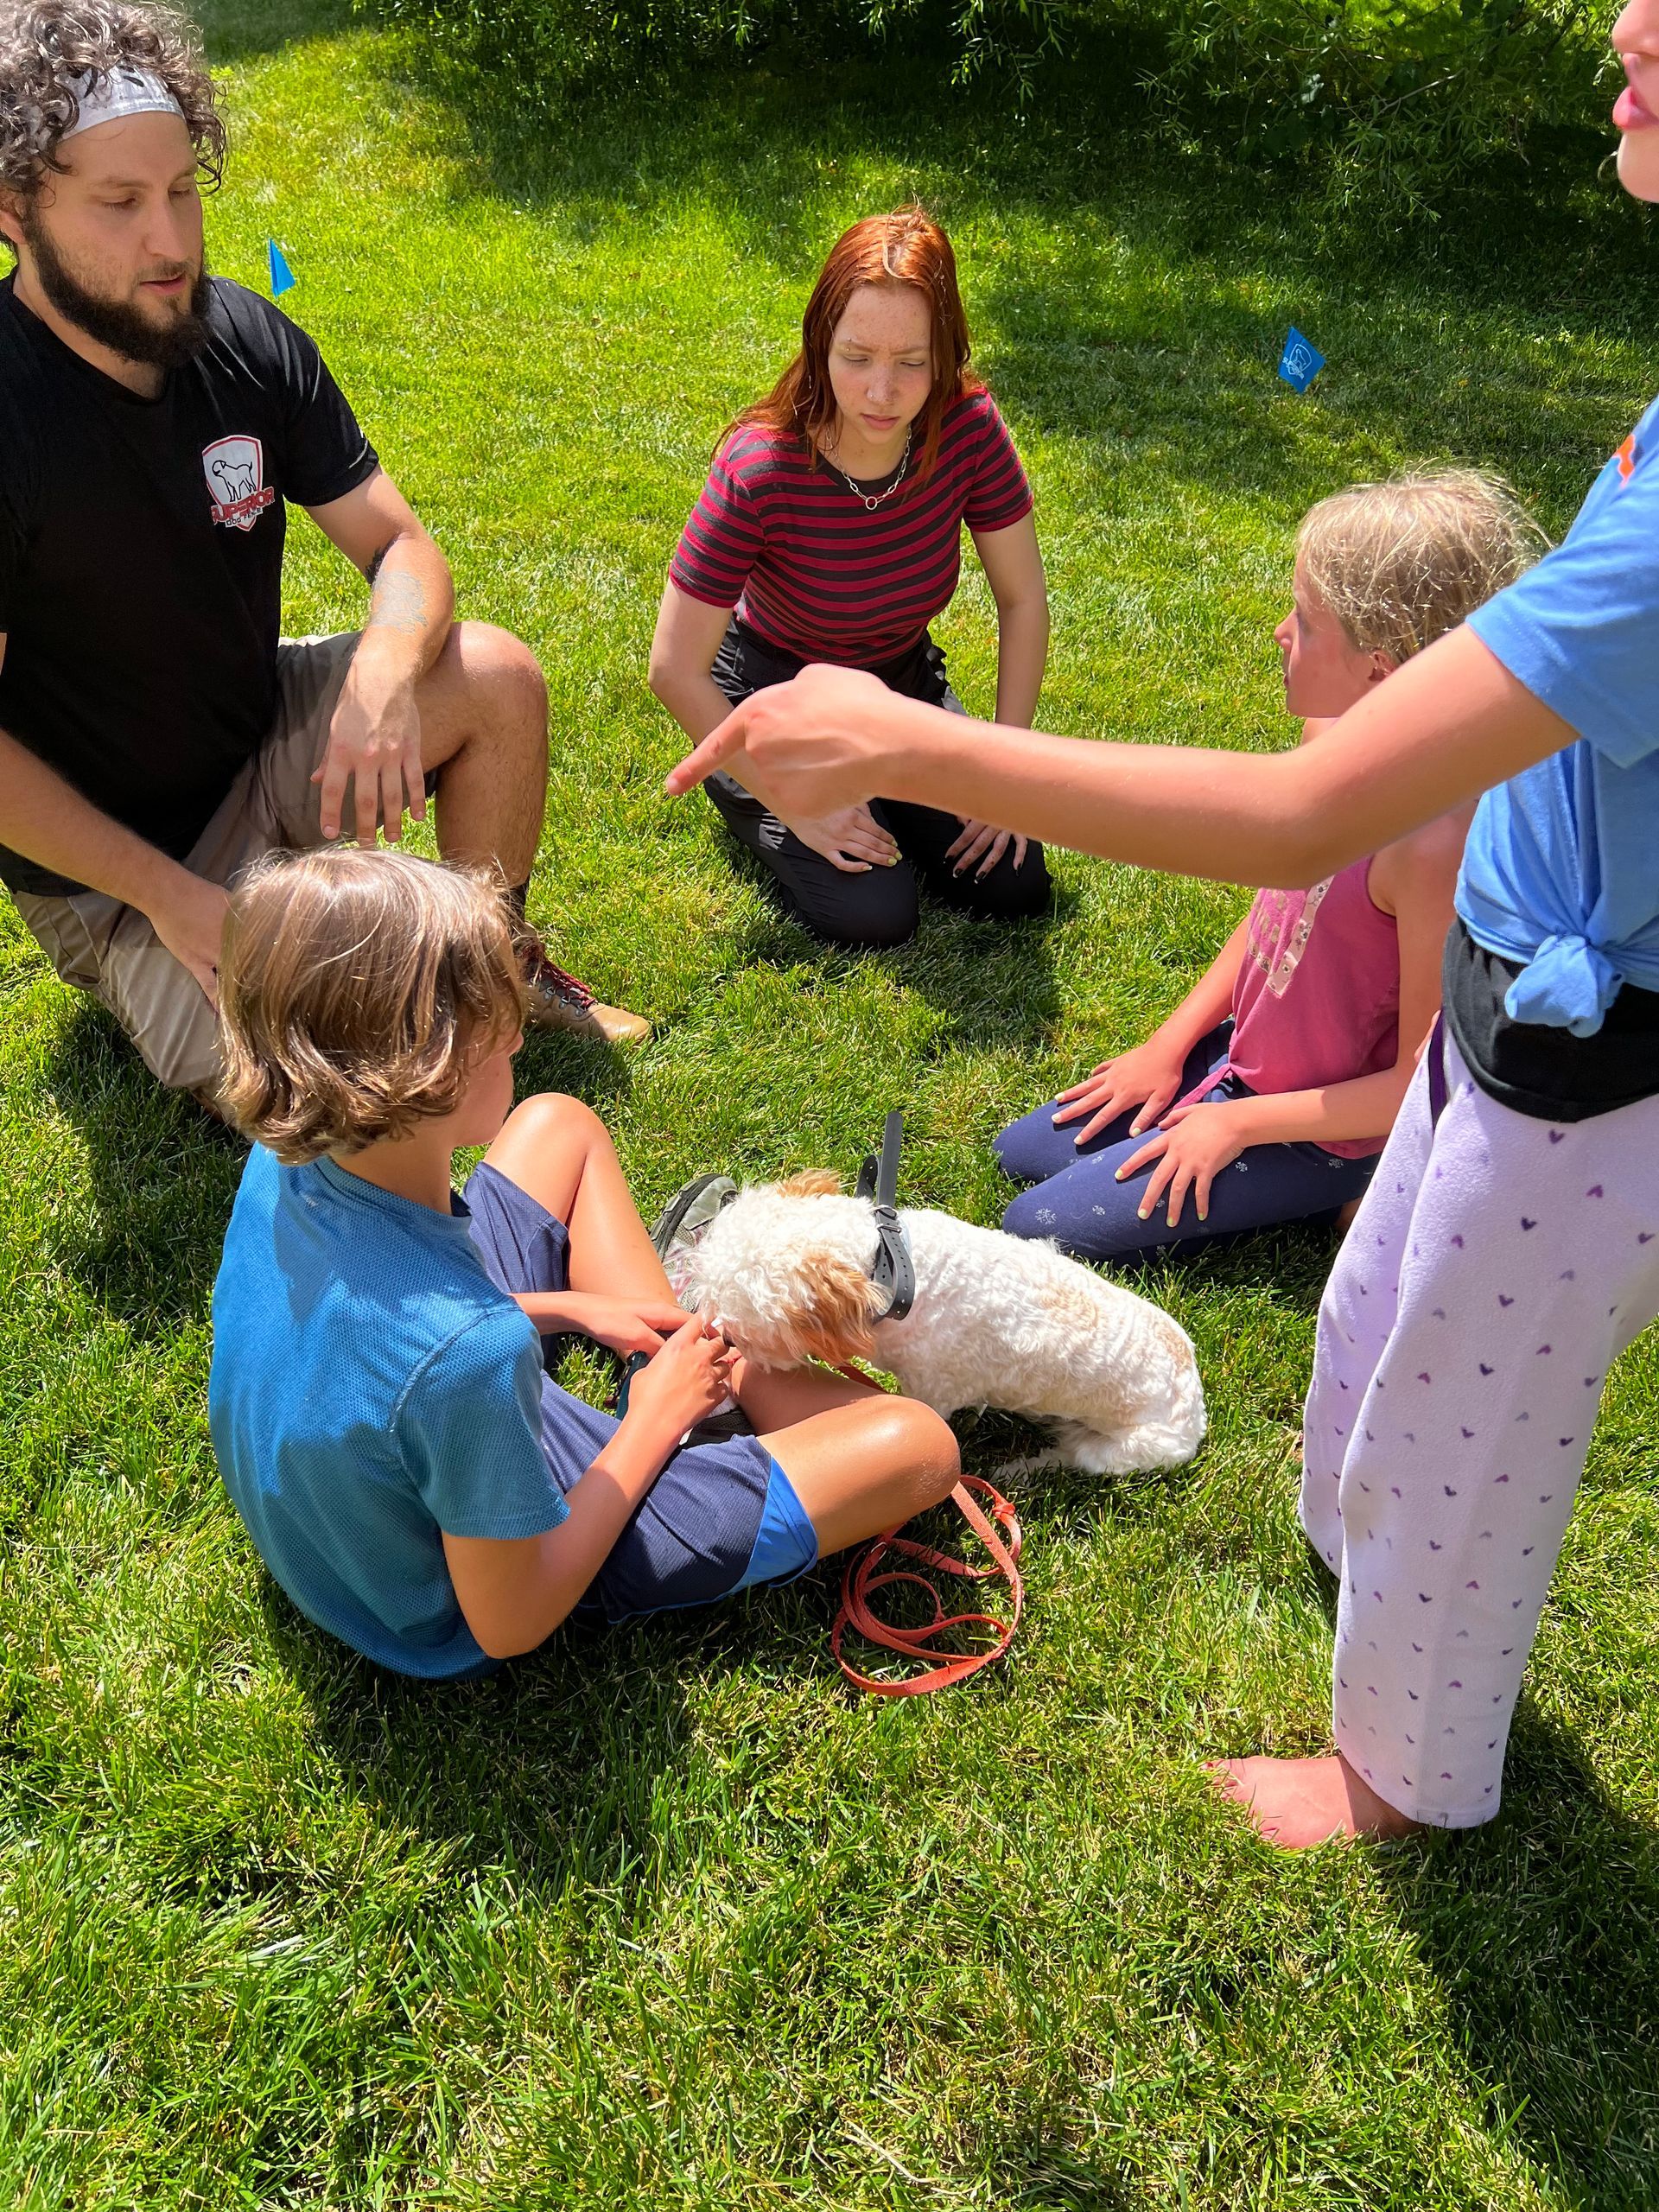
[831,1474,1024,1695]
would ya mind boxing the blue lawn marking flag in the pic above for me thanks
[1278,327,1325,393]
[267,239,296,299]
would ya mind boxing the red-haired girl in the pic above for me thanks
[649,206,1051,947]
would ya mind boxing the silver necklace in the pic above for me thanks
[830,424,912,510]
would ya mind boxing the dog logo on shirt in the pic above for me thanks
[201,435,276,531]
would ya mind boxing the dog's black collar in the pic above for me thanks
[854,1109,916,1324]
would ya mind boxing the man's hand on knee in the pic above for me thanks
[147,867,232,1009]
[315,647,427,848]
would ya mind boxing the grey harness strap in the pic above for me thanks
[855,1109,917,1324]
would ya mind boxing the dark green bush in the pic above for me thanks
[368,0,1621,214]
[1130,0,1618,217]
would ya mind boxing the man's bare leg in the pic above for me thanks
[416,622,648,1042]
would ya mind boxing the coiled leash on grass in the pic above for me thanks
[830,1465,1024,1696]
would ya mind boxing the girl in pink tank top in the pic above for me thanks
[996,472,1539,1262]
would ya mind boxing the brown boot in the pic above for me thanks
[522,946,651,1045]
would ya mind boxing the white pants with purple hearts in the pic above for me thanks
[1300,1029,1659,1828]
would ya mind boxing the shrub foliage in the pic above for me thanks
[371,0,1618,212]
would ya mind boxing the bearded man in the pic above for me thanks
[0,0,645,1101]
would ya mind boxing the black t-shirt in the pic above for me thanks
[1442,917,1659,1122]
[0,275,378,896]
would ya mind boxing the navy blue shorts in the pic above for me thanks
[460,1160,818,1624]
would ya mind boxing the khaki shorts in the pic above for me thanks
[14,632,362,1094]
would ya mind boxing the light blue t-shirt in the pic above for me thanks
[1459,396,1659,1035]
[209,1146,569,1678]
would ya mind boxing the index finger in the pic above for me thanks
[664,699,753,795]
[378,761,406,847]
[641,1303,693,1331]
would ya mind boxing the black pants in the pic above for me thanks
[706,620,1051,950]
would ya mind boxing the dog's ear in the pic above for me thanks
[774,1168,842,1198]
[791,1248,884,1366]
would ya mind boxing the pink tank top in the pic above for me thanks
[1183,858,1400,1160]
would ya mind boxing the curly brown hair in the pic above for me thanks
[219,849,529,1165]
[0,0,226,204]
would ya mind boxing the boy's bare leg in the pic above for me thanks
[1209,1752,1426,1849]
[758,1395,960,1556]
[481,1095,670,1300]
[482,1096,960,1548]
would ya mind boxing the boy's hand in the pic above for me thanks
[624,1317,735,1438]
[1052,1037,1190,1147]
[553,1293,693,1358]
[1114,1101,1249,1229]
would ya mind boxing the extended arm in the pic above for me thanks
[647,581,741,748]
[0,635,227,1001]
[305,468,456,845]
[943,514,1051,878]
[646,581,898,872]
[664,627,1573,889]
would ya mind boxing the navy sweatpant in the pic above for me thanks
[994,1021,1376,1262]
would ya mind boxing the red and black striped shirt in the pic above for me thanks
[669,389,1033,668]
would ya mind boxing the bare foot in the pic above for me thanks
[1207,1752,1426,1850]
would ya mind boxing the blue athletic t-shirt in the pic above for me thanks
[209,1146,569,1678]
[1459,397,1659,1037]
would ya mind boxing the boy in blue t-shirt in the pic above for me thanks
[209,849,957,1678]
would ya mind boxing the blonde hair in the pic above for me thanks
[1296,467,1547,666]
[218,848,527,1164]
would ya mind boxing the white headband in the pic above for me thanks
[60,67,185,143]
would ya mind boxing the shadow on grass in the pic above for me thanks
[195,0,359,64]
[256,1555,837,1888]
[512,1021,638,1116]
[1382,1710,1659,2211]
[39,1001,244,1336]
[714,833,1066,1058]
[379,33,1659,534]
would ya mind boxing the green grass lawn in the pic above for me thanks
[3,5,1658,2204]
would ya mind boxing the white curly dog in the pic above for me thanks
[682,1173,1206,1476]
